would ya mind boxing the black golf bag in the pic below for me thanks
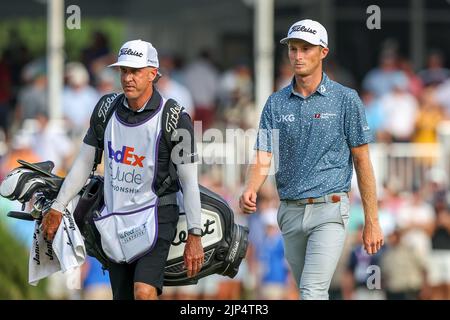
[0,159,249,286]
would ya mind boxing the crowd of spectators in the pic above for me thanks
[0,32,450,300]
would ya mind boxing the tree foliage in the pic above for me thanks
[0,220,49,299]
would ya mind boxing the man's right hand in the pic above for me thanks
[239,189,257,214]
[41,208,63,241]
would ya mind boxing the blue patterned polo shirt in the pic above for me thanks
[255,72,373,200]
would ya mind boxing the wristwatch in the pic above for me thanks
[188,227,202,236]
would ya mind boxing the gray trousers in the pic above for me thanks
[277,195,350,300]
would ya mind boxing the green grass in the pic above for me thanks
[0,218,49,299]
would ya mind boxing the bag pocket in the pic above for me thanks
[94,214,124,263]
[94,205,157,263]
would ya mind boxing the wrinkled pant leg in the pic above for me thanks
[299,221,347,300]
[277,202,308,288]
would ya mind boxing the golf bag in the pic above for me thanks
[0,159,249,286]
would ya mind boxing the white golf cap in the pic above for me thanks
[108,39,159,68]
[280,19,328,48]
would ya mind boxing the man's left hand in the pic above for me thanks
[184,234,205,278]
[362,221,384,255]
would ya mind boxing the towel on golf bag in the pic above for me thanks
[29,200,86,286]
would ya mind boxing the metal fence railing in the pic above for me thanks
[370,143,443,193]
[197,141,446,195]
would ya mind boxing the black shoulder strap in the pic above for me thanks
[90,93,123,172]
[156,98,185,196]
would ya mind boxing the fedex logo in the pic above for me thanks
[108,141,145,167]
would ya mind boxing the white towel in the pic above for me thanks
[29,200,86,286]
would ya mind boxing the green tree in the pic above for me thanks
[0,18,124,61]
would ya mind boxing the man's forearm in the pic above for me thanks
[354,157,378,225]
[245,151,272,192]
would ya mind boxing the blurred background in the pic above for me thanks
[1,0,450,300]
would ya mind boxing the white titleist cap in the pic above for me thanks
[108,39,159,68]
[280,19,328,48]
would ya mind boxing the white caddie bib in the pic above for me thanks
[94,98,165,263]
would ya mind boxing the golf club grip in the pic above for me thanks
[7,211,35,221]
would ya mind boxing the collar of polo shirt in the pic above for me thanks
[290,72,330,98]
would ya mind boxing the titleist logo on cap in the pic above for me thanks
[289,25,317,35]
[119,48,143,57]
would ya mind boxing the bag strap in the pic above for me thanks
[90,93,122,173]
[156,98,185,196]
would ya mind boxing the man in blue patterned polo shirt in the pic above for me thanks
[240,19,384,300]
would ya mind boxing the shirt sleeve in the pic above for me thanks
[255,95,274,152]
[51,143,96,211]
[177,163,202,230]
[344,89,374,147]
[82,93,120,149]
[170,112,199,165]
[83,127,99,148]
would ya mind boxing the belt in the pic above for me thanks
[284,192,348,205]
[158,192,178,207]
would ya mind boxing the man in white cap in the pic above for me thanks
[240,19,383,299]
[42,39,204,300]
